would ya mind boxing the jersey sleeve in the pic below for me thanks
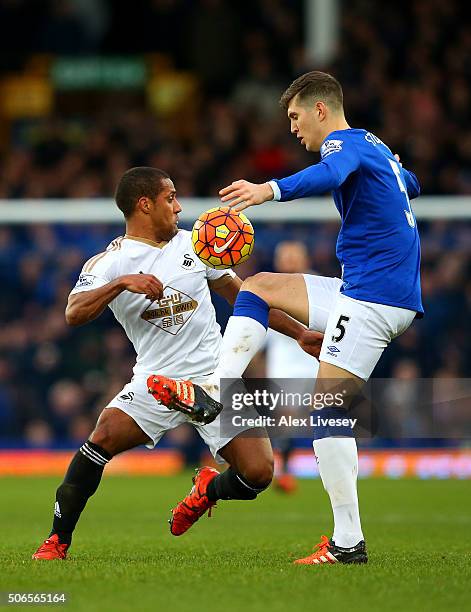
[401,168,421,200]
[271,138,360,201]
[205,266,236,286]
[70,252,120,295]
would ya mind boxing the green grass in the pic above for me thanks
[1,475,470,611]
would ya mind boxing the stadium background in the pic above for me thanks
[0,0,469,478]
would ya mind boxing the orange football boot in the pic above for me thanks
[32,534,69,560]
[294,535,367,565]
[147,375,222,424]
[169,467,219,536]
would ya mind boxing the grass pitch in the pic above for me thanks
[1,474,470,611]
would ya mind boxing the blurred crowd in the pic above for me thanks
[0,0,470,197]
[0,0,470,451]
[0,220,469,448]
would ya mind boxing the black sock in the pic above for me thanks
[50,441,111,545]
[206,467,267,501]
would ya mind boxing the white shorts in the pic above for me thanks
[105,374,252,463]
[303,275,416,380]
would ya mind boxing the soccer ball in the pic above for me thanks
[191,207,255,269]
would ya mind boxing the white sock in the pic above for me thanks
[215,315,267,379]
[313,437,364,548]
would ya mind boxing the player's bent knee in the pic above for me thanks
[89,428,115,457]
[89,407,143,456]
[89,416,117,457]
[239,457,274,490]
[241,272,277,303]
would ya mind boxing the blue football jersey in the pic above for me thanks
[271,128,423,315]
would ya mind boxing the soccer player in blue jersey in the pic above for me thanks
[151,71,422,564]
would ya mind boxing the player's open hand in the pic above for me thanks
[297,328,324,359]
[219,180,274,212]
[119,274,163,301]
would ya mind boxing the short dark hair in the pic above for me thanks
[279,71,343,112]
[115,167,170,218]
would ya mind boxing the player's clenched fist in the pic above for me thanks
[119,274,163,301]
[219,180,274,212]
[297,328,324,359]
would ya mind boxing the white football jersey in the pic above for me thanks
[70,231,235,379]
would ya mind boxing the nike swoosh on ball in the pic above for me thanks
[213,233,238,254]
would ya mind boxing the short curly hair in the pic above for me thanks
[115,167,170,218]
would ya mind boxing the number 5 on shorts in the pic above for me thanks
[332,315,350,342]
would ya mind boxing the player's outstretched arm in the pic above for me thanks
[220,162,353,213]
[220,139,359,211]
[65,274,163,326]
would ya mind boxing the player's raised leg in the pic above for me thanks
[32,408,150,559]
[168,431,273,536]
[216,272,309,380]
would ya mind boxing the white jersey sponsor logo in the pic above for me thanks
[141,286,198,335]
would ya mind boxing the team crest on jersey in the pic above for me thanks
[141,286,198,335]
[118,391,135,403]
[181,253,195,269]
[321,139,343,158]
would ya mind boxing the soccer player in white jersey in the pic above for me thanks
[266,241,319,494]
[150,72,423,565]
[32,167,323,560]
